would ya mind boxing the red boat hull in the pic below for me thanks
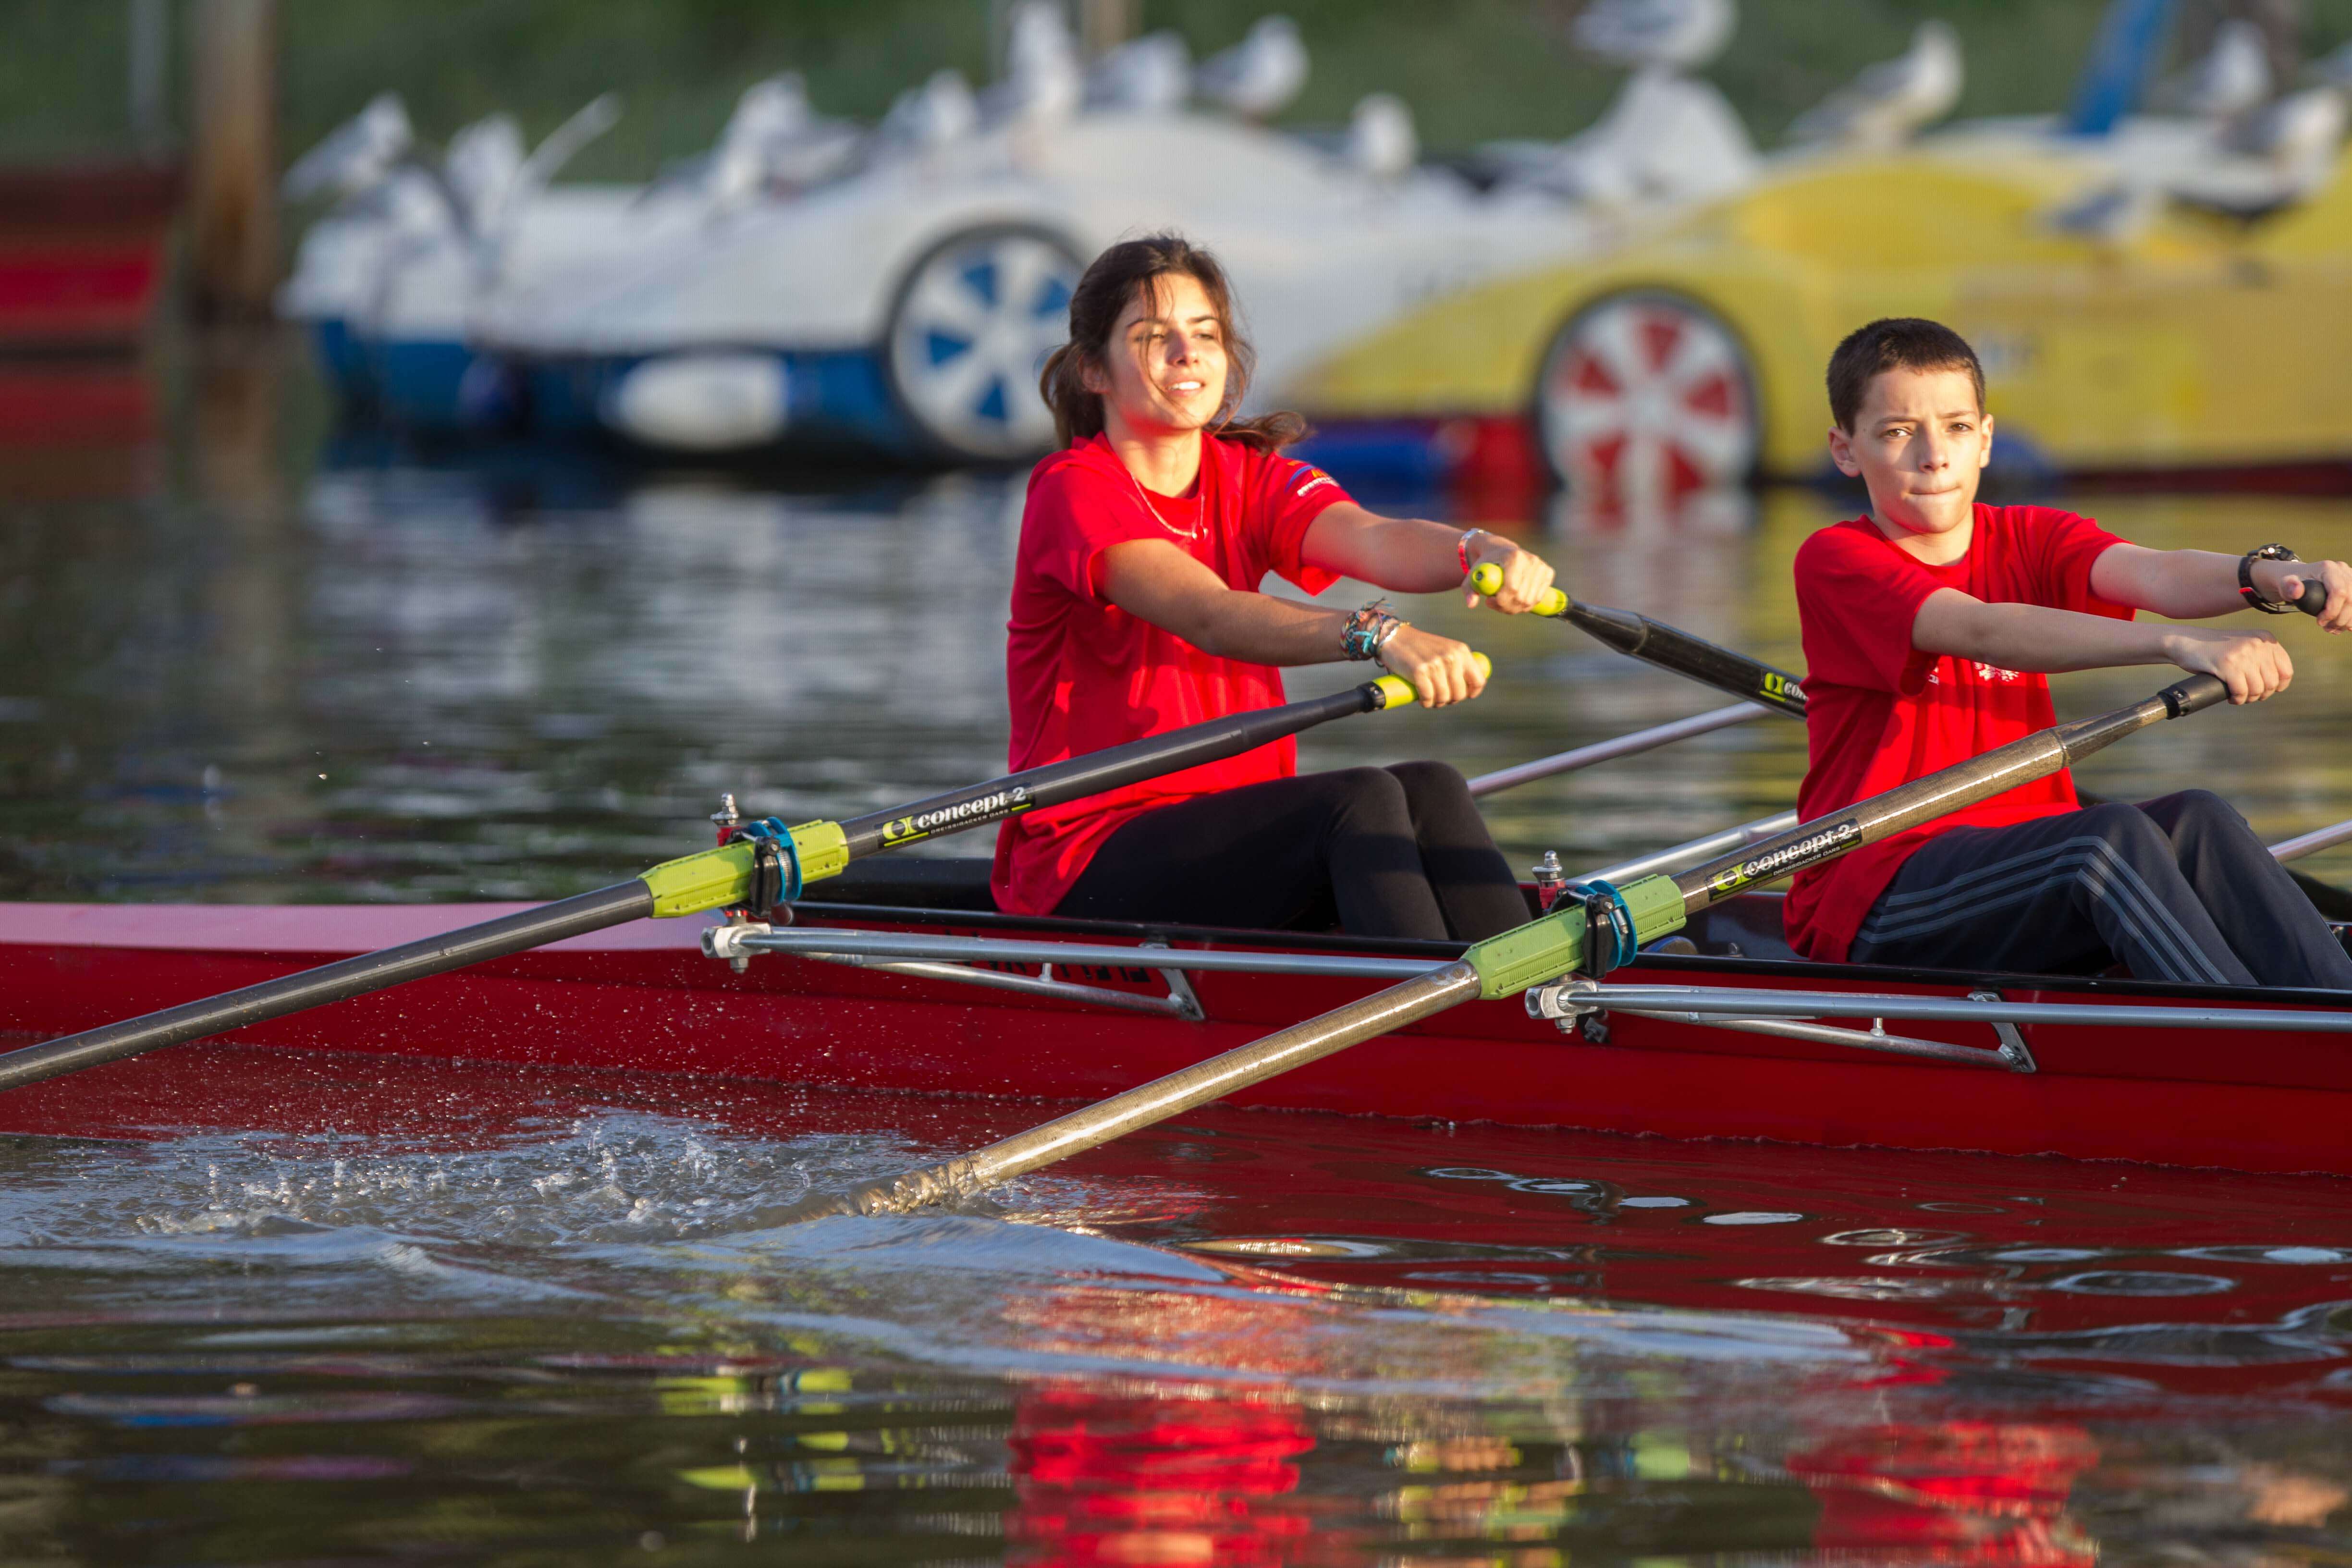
[1,899,2347,1176]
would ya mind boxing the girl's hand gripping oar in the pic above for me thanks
[783,673,2231,1223]
[0,659,1485,1094]
[1470,561,1807,717]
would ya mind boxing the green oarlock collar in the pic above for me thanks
[638,820,852,918]
[1463,872,1686,999]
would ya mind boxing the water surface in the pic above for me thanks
[5,348,2352,1562]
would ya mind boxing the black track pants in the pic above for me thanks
[1054,761,1529,942]
[1846,790,2352,990]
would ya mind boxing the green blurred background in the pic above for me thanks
[8,0,2352,174]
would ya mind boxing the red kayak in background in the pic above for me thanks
[0,163,178,349]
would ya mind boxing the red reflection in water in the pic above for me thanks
[0,361,159,501]
[1790,1422,2100,1566]
[1008,1386,1315,1567]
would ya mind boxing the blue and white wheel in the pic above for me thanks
[885,226,1079,462]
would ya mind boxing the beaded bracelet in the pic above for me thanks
[1341,599,1402,662]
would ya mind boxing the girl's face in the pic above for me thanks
[1085,272,1230,439]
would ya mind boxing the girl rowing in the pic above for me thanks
[992,234,1558,941]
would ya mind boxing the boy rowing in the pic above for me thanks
[1787,317,2352,990]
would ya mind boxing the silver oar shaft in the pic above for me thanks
[1466,704,1765,797]
[808,963,1481,1218]
[1584,807,2341,891]
[1578,810,1800,884]
[1670,681,2216,910]
[2272,816,2352,865]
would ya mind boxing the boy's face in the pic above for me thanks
[1826,366,1992,543]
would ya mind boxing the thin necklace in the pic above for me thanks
[1120,452,1203,541]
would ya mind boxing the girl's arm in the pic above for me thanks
[2089,542,2352,631]
[1301,504,1556,612]
[1911,588,2295,704]
[1095,538,1486,707]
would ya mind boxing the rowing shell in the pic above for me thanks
[3,861,2347,1176]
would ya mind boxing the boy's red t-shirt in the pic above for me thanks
[991,432,1349,917]
[1785,503,2132,963]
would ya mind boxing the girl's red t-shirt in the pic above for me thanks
[991,432,1350,917]
[1784,504,2131,963]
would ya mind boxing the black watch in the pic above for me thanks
[2240,543,2299,614]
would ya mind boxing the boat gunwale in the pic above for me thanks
[3,889,2349,1017]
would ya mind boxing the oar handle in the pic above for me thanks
[1365,654,1492,708]
[2298,580,2328,616]
[2160,673,2230,718]
[1470,561,1568,616]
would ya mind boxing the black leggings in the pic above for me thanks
[1054,761,1530,942]
[1849,790,2352,990]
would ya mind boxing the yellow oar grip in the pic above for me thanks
[1463,871,1685,997]
[1469,561,1568,617]
[638,820,851,917]
[1371,653,1491,709]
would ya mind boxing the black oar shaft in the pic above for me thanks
[0,882,653,1093]
[1561,600,1808,716]
[1470,563,1807,716]
[0,674,1422,1095]
[831,680,1395,857]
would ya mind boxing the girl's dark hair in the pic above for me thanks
[1039,233,1308,452]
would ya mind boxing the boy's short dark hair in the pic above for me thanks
[1826,317,1985,431]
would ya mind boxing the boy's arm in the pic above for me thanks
[1911,590,2294,705]
[2089,542,2352,631]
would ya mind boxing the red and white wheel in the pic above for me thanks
[1534,292,1759,507]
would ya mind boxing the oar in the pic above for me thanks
[1583,807,2350,897]
[2271,816,2352,921]
[1577,809,1801,883]
[1470,561,1806,716]
[1473,565,2332,719]
[1465,703,1766,797]
[788,673,2233,1221]
[0,664,1473,1094]
[2273,817,2352,865]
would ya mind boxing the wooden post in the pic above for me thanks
[188,0,278,319]
[1078,0,1138,57]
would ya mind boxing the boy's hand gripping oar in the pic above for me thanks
[0,663,1481,1094]
[791,673,2231,1222]
[1470,561,1807,716]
